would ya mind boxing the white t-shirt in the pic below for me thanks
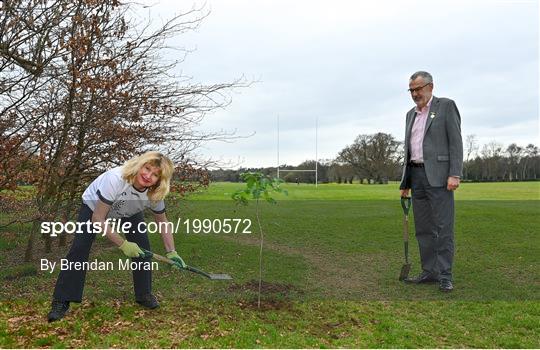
[82,167,166,218]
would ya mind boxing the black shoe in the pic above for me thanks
[47,300,70,322]
[136,294,159,309]
[405,272,439,284]
[439,279,454,292]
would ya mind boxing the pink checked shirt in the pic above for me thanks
[410,96,433,163]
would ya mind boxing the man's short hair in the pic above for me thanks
[410,71,433,84]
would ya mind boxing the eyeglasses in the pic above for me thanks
[408,83,431,94]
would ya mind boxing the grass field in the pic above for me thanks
[1,182,539,348]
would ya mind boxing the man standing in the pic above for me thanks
[399,71,463,292]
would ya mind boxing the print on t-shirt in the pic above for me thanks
[82,167,165,218]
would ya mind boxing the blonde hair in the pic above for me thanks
[122,151,174,202]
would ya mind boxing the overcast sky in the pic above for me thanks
[139,0,539,168]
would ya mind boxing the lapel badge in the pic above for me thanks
[430,112,436,119]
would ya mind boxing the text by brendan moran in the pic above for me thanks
[40,258,158,273]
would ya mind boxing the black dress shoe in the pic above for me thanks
[439,279,454,292]
[47,300,70,322]
[405,272,439,284]
[136,294,159,309]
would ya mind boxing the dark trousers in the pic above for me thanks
[410,167,455,281]
[53,204,152,302]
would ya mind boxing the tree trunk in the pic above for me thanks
[24,221,40,262]
[43,230,52,253]
[59,212,68,247]
[255,199,263,309]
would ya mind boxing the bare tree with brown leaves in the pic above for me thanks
[1,0,247,261]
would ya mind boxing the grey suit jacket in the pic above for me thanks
[399,96,463,189]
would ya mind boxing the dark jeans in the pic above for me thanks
[410,167,455,281]
[52,204,152,302]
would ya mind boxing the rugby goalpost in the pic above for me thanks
[276,115,318,187]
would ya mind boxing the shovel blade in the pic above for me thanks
[185,265,232,280]
[398,263,411,281]
[208,273,233,280]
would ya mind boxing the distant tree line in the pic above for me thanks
[210,133,539,184]
[463,136,539,182]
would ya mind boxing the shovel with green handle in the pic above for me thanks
[142,249,233,280]
[399,196,412,281]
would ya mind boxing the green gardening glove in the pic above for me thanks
[166,250,187,269]
[119,240,145,258]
